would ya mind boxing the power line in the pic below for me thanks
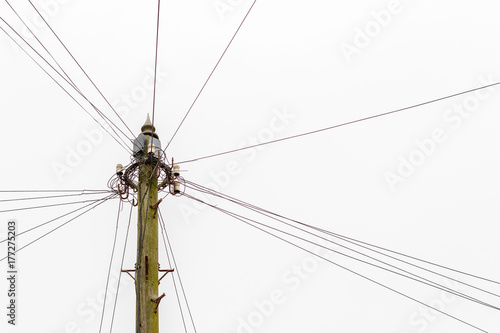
[0,194,117,262]
[163,0,258,152]
[178,80,500,164]
[3,5,126,147]
[5,0,79,88]
[110,203,133,333]
[0,197,114,245]
[3,18,133,152]
[324,229,500,285]
[0,191,113,203]
[151,0,161,127]
[99,200,122,333]
[183,192,499,311]
[0,14,137,153]
[27,0,136,140]
[5,2,135,151]
[0,24,133,154]
[99,200,123,333]
[185,193,490,333]
[158,209,189,333]
[0,196,116,213]
[159,209,198,333]
[184,180,500,298]
[0,189,111,193]
[185,180,500,287]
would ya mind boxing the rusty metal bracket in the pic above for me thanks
[121,269,136,281]
[158,268,175,284]
[151,293,166,313]
[150,198,163,218]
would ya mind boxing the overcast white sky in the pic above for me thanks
[1,0,500,332]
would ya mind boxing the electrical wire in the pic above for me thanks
[182,192,499,311]
[5,0,79,89]
[184,181,500,297]
[0,24,133,154]
[158,209,188,333]
[178,80,500,164]
[0,191,113,203]
[0,194,117,262]
[99,200,123,333]
[0,196,116,213]
[324,229,500,285]
[0,15,134,152]
[110,203,133,333]
[186,181,500,297]
[159,209,198,333]
[0,189,111,193]
[3,5,137,151]
[151,0,161,127]
[184,193,490,333]
[163,0,258,152]
[26,0,136,140]
[0,196,115,245]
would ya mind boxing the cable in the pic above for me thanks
[5,0,79,89]
[0,191,113,203]
[186,181,500,297]
[0,24,132,154]
[316,227,500,285]
[0,197,114,245]
[185,193,490,333]
[151,0,161,127]
[159,209,198,333]
[183,192,499,311]
[0,16,134,152]
[0,189,110,193]
[1,18,133,153]
[158,209,188,333]
[0,196,116,213]
[184,181,500,297]
[163,0,258,152]
[27,0,136,140]
[178,80,500,164]
[99,200,122,333]
[110,203,133,333]
[0,194,117,262]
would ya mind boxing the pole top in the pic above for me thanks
[141,113,156,136]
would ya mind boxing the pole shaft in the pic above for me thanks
[136,161,159,333]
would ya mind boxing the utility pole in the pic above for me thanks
[119,115,174,333]
[136,115,160,333]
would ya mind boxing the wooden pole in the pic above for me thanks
[136,130,160,333]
